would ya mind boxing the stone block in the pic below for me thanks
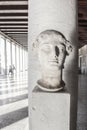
[30,87,70,130]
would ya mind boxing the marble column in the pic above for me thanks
[28,0,78,130]
[4,38,7,75]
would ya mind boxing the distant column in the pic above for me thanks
[15,44,17,73]
[10,41,12,66]
[4,38,7,75]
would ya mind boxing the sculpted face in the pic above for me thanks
[38,35,66,71]
[33,30,72,91]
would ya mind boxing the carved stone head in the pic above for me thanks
[33,30,72,92]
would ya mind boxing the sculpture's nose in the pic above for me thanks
[50,46,59,59]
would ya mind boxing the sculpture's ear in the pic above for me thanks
[32,38,39,49]
[66,40,73,55]
[32,41,38,48]
[32,40,39,55]
[32,42,36,50]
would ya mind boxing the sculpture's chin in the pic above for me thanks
[37,79,65,92]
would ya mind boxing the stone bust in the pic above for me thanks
[33,30,72,92]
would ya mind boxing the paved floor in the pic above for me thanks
[0,72,28,130]
[0,73,86,130]
[77,75,87,130]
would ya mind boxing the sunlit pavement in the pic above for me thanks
[0,72,28,130]
[77,75,87,130]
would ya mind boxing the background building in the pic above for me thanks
[79,45,87,74]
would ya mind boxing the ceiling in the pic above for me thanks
[0,0,28,48]
[0,0,87,48]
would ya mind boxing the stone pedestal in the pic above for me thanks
[30,87,70,130]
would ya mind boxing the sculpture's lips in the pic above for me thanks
[48,60,59,66]
[48,60,58,63]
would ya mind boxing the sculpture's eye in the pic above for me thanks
[58,45,66,55]
[55,46,59,56]
[61,48,64,52]
[41,45,50,53]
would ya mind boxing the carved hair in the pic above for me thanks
[33,30,73,55]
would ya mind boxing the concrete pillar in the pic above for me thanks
[28,0,78,130]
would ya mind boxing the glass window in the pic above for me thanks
[6,39,11,73]
[12,42,16,67]
[16,45,20,73]
[0,36,5,74]
[20,47,23,72]
[23,49,25,72]
[22,49,28,72]
[25,50,28,71]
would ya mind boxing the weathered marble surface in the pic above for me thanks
[33,30,72,92]
[30,87,70,130]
